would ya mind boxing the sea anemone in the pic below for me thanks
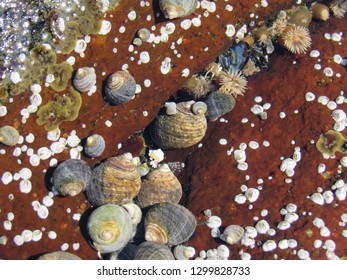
[280,25,312,54]
[205,62,223,79]
[330,0,347,18]
[218,70,248,98]
[182,74,215,99]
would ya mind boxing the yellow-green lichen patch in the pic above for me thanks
[316,130,347,156]
[47,62,73,92]
[36,87,82,131]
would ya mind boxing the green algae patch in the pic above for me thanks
[36,87,82,131]
[47,62,73,92]
[316,130,347,156]
[55,21,81,55]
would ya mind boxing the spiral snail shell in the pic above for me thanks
[86,152,142,206]
[87,204,133,254]
[136,164,182,208]
[52,159,92,197]
[219,225,245,245]
[159,0,198,19]
[133,241,175,260]
[104,70,137,105]
[73,67,96,92]
[0,125,20,146]
[144,202,197,246]
[149,100,207,150]
[204,91,236,121]
[84,134,106,158]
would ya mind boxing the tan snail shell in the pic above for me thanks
[149,100,207,150]
[144,202,197,246]
[52,159,92,196]
[0,125,19,146]
[73,67,96,92]
[87,204,133,254]
[219,225,245,245]
[159,0,198,19]
[104,70,136,105]
[86,152,142,206]
[84,134,106,158]
[136,164,182,208]
[37,251,82,260]
[133,241,175,260]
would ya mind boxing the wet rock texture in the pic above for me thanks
[0,0,346,259]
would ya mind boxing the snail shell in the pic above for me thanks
[87,204,133,254]
[104,70,136,105]
[84,134,106,158]
[52,159,92,197]
[86,152,142,206]
[0,125,20,146]
[103,243,138,260]
[137,28,151,42]
[37,251,82,260]
[204,91,236,121]
[144,202,197,246]
[159,0,198,19]
[173,244,196,260]
[133,241,175,260]
[122,202,142,225]
[219,225,245,245]
[136,164,182,208]
[149,100,207,149]
[73,67,96,92]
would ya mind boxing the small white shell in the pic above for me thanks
[320,226,330,237]
[262,240,277,252]
[211,228,220,238]
[323,190,334,204]
[234,194,247,204]
[173,245,195,260]
[340,156,347,167]
[255,220,270,234]
[284,212,299,223]
[206,216,222,228]
[313,217,325,228]
[331,109,346,122]
[280,158,297,171]
[277,221,290,230]
[297,249,310,260]
[216,244,229,259]
[310,193,324,205]
[244,226,258,238]
[234,149,246,162]
[241,236,255,247]
[219,225,244,245]
[245,188,260,202]
[285,203,297,213]
[278,239,289,250]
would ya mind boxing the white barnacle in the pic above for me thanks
[280,158,297,171]
[297,249,310,260]
[206,216,222,228]
[277,221,291,230]
[160,57,172,75]
[278,239,289,250]
[99,20,112,35]
[262,240,277,252]
[225,24,236,38]
[255,220,270,234]
[245,188,260,202]
[234,149,246,163]
[2,171,13,185]
[310,193,324,205]
[19,179,32,193]
[234,193,247,204]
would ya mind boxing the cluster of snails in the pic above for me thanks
[50,150,198,259]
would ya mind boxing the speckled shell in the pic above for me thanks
[86,152,142,206]
[149,100,207,149]
[204,91,236,121]
[133,241,175,260]
[73,67,96,92]
[136,164,182,208]
[219,225,245,245]
[52,159,92,197]
[84,134,106,158]
[37,251,82,260]
[0,125,19,146]
[104,70,136,105]
[159,0,198,19]
[144,202,197,246]
[87,204,133,254]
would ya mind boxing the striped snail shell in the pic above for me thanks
[86,152,142,206]
[149,100,207,149]
[144,202,197,246]
[204,91,236,121]
[0,125,20,146]
[84,134,106,158]
[136,164,182,208]
[104,70,136,105]
[159,0,198,19]
[87,204,133,254]
[133,241,175,260]
[103,243,138,260]
[73,67,96,92]
[52,159,92,196]
[37,251,82,260]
